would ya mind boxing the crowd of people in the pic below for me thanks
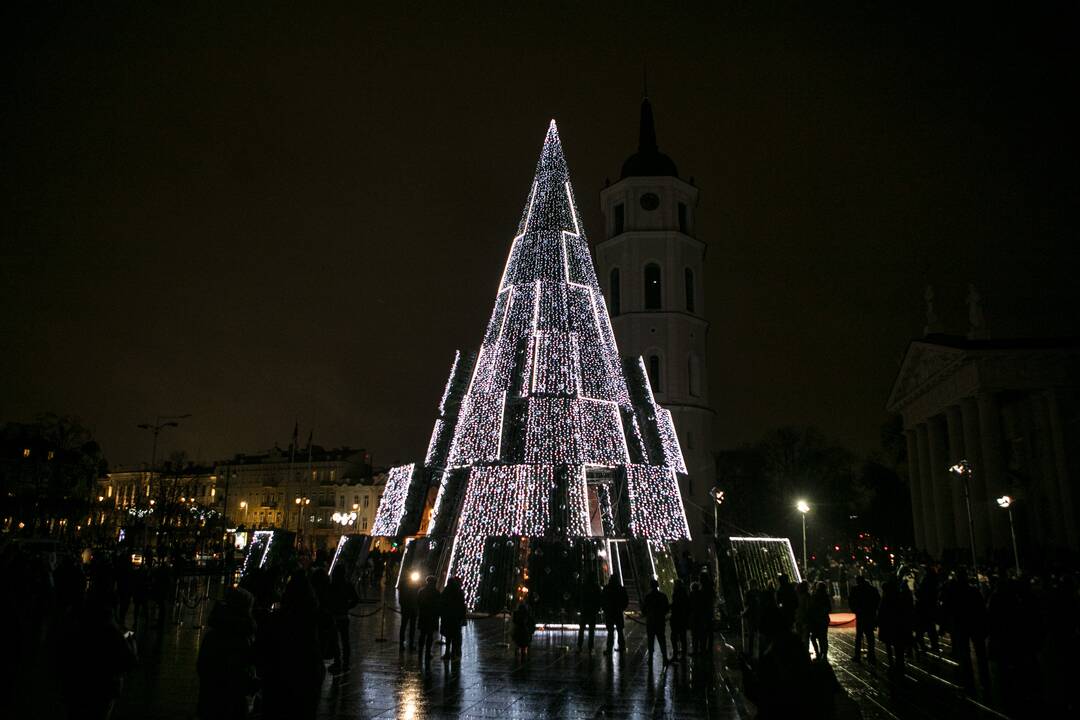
[741,559,1080,717]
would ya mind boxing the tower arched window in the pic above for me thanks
[684,268,695,312]
[609,268,621,316]
[644,263,662,310]
[647,354,662,392]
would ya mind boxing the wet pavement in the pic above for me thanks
[21,579,1022,719]
[110,581,739,720]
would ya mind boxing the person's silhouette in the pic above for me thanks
[601,576,628,654]
[643,578,670,663]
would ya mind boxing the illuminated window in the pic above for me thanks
[609,268,621,316]
[644,264,661,309]
[648,355,662,392]
[22,448,30,458]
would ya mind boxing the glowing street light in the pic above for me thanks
[996,495,1021,577]
[948,460,980,570]
[409,570,421,584]
[796,500,810,573]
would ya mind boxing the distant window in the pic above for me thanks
[685,268,695,312]
[364,496,370,508]
[362,517,368,530]
[610,268,621,316]
[678,202,688,233]
[648,355,662,392]
[339,494,345,507]
[644,263,662,309]
[614,204,624,235]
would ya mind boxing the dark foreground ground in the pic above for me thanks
[17,579,1019,719]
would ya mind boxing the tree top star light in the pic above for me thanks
[372,121,691,611]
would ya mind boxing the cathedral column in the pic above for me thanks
[960,397,992,558]
[916,423,939,557]
[1045,390,1079,549]
[977,392,1009,552]
[905,429,926,550]
[927,415,957,554]
[1030,393,1066,546]
[945,406,971,557]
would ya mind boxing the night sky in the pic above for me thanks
[4,3,1076,468]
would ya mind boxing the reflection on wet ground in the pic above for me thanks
[113,588,738,719]
[104,586,1017,719]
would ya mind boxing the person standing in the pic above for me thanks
[511,598,536,660]
[642,579,670,664]
[808,581,832,662]
[197,587,257,720]
[669,579,690,660]
[601,576,629,654]
[914,566,941,653]
[325,571,358,674]
[398,575,419,651]
[878,579,914,678]
[416,576,440,660]
[794,581,812,655]
[254,573,324,720]
[576,577,601,652]
[849,576,880,665]
[440,576,467,660]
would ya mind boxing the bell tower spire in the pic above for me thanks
[597,97,716,551]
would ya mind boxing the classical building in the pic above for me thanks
[96,445,386,547]
[215,446,385,543]
[887,334,1080,562]
[595,97,716,542]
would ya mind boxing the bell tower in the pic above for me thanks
[596,97,716,545]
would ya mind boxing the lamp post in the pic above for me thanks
[137,415,190,505]
[949,460,980,571]
[294,497,310,543]
[996,495,1021,577]
[796,500,810,576]
[709,487,725,581]
[239,500,248,524]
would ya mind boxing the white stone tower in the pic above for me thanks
[596,97,716,545]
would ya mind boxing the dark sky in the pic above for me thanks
[4,2,1077,468]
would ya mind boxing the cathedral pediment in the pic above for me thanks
[886,339,966,412]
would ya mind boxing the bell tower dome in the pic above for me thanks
[596,97,716,546]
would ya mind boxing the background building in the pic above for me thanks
[596,97,717,544]
[887,334,1080,563]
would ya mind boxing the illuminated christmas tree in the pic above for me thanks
[373,121,690,611]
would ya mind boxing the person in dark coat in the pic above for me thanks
[848,576,880,665]
[197,587,257,720]
[576,577,602,652]
[642,578,670,663]
[914,566,941,653]
[254,572,324,720]
[398,574,419,650]
[775,574,798,633]
[601,576,629,654]
[511,598,536,659]
[808,581,832,662]
[669,579,690,660]
[325,571,359,673]
[61,588,138,720]
[689,580,713,656]
[943,569,990,694]
[877,579,914,678]
[416,575,440,659]
[440,576,467,660]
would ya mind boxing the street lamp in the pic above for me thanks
[137,414,190,509]
[996,495,1021,577]
[949,460,980,570]
[796,500,810,575]
[709,487,725,580]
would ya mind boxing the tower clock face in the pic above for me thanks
[640,192,660,211]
